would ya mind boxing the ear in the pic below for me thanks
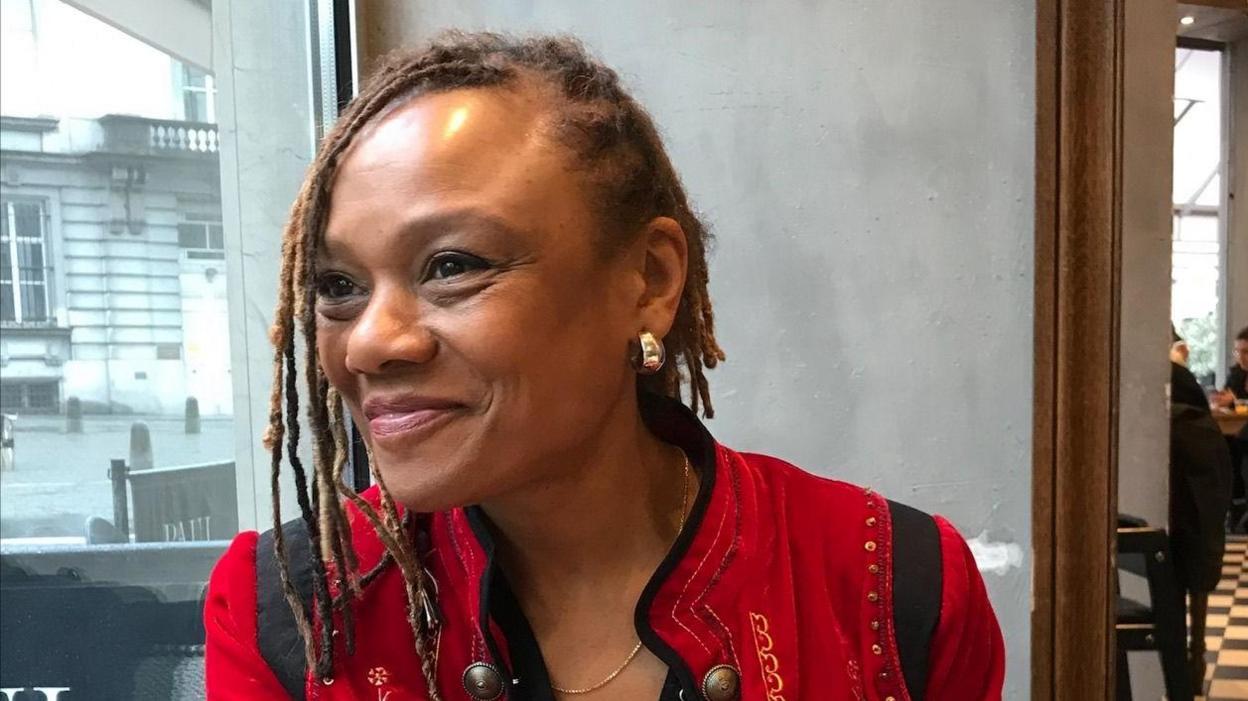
[631,216,688,339]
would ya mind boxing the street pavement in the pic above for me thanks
[0,414,235,540]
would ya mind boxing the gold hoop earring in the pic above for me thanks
[633,331,665,375]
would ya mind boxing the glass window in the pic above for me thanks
[0,0,238,546]
[176,222,208,249]
[1,199,52,323]
[1172,47,1225,382]
[181,64,216,123]
[0,381,60,413]
[177,218,225,257]
[0,0,318,697]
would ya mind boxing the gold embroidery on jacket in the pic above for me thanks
[749,612,786,701]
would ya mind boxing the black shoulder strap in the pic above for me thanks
[256,518,314,701]
[887,500,943,701]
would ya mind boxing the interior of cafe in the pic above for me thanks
[1110,3,1248,699]
[0,1,1245,699]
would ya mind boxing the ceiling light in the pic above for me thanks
[1180,15,1195,25]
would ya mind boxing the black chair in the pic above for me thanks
[1115,514,1194,701]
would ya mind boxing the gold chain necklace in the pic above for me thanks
[550,455,691,696]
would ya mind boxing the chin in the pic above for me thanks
[360,417,488,511]
[367,454,481,514]
[377,479,471,514]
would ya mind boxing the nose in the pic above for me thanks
[343,287,437,375]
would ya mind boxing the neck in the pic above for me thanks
[478,393,694,610]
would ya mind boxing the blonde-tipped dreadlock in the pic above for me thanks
[264,31,726,697]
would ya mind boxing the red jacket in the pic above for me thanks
[206,414,1004,700]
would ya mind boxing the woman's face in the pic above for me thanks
[316,86,678,511]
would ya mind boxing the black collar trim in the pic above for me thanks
[461,392,719,698]
[632,392,718,697]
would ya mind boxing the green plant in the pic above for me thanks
[1179,312,1218,381]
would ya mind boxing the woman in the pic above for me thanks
[205,32,1004,701]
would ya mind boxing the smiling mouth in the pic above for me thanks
[368,408,458,440]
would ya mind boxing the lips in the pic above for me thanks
[362,395,462,439]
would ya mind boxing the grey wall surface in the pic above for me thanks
[1230,40,1248,372]
[360,1,1035,696]
[1119,2,1177,697]
[1119,0,1175,533]
[214,0,315,530]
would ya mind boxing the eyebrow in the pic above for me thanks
[319,207,527,260]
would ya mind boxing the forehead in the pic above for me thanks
[346,86,548,173]
[323,87,589,251]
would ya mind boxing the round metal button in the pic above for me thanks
[702,664,740,701]
[462,662,504,700]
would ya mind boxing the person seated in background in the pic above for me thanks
[1169,328,1233,683]
[1213,326,1248,408]
[1171,327,1208,410]
[1211,327,1248,534]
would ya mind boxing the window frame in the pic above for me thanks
[180,63,217,124]
[177,216,226,260]
[0,196,55,326]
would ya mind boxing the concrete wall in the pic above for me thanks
[212,0,315,529]
[357,1,1035,695]
[1229,40,1248,370]
[1119,0,1176,531]
[1119,2,1178,697]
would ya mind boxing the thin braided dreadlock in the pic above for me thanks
[263,31,726,697]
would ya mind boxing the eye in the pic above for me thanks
[426,252,489,281]
[315,272,361,301]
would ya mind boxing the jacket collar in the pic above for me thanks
[433,393,756,691]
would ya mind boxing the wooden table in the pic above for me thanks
[1215,411,1248,436]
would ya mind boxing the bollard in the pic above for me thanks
[129,421,153,471]
[0,414,13,472]
[185,397,201,435]
[108,458,129,538]
[66,396,83,434]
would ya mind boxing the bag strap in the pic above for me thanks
[256,518,314,701]
[887,500,943,701]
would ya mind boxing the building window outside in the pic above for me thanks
[177,217,225,260]
[0,380,60,413]
[0,199,52,324]
[182,64,216,123]
[1172,46,1225,383]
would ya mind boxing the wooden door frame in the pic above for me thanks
[1032,0,1124,698]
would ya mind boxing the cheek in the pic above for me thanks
[442,276,629,395]
[525,276,625,357]
[316,323,353,395]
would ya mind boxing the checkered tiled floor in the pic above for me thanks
[1201,536,1248,700]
